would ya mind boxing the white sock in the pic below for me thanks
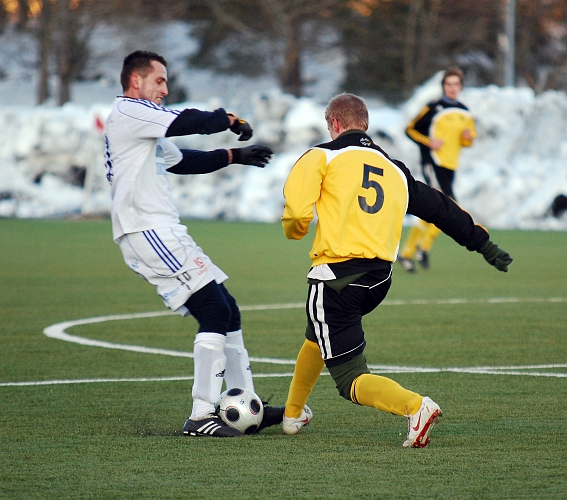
[224,329,255,392]
[190,332,227,420]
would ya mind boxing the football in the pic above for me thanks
[216,388,264,434]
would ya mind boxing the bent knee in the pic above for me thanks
[186,281,232,333]
[327,353,370,401]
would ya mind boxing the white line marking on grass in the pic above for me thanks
[3,364,566,387]
[366,365,567,377]
[4,296,561,388]
[0,372,301,387]
[1,376,195,387]
[444,369,567,378]
[43,296,566,364]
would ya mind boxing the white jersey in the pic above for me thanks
[105,97,185,241]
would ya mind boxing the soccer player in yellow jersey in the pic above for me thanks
[399,66,476,272]
[280,93,511,447]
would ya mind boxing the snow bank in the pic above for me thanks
[1,76,567,229]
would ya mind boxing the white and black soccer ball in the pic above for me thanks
[215,388,264,434]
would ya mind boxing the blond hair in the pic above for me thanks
[325,93,369,131]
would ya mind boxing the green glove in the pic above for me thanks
[478,240,513,272]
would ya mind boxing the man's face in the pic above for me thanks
[137,61,168,105]
[443,75,462,100]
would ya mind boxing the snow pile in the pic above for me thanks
[377,78,567,229]
[457,87,567,229]
[1,74,566,229]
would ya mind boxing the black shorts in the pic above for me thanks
[305,269,392,368]
[422,162,455,200]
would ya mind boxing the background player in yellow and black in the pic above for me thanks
[280,93,511,448]
[399,66,476,272]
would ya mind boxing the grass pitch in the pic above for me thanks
[1,219,566,499]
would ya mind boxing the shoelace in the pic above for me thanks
[260,393,274,407]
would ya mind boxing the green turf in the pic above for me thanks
[1,219,566,499]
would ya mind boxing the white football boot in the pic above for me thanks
[282,405,313,435]
[403,397,442,448]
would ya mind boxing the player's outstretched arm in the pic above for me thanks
[400,163,513,272]
[167,146,272,175]
[165,108,232,137]
[477,240,513,272]
[167,149,231,175]
[231,145,273,168]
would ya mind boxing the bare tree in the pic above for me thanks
[5,0,567,107]
[0,1,9,34]
[403,0,423,93]
[34,0,117,105]
[258,0,339,96]
[403,0,443,94]
[37,0,55,104]
[15,0,30,30]
[188,0,341,96]
[415,0,442,87]
[55,0,90,105]
[516,0,567,92]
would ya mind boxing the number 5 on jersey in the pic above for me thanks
[358,164,384,214]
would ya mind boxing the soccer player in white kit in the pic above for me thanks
[105,50,281,437]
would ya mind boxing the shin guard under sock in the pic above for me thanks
[191,332,227,419]
[350,373,422,416]
[224,329,255,392]
[285,339,325,418]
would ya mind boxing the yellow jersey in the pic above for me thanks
[283,131,489,267]
[406,98,476,170]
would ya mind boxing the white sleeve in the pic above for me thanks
[159,139,183,169]
[116,98,182,140]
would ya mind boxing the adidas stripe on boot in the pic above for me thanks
[183,413,243,437]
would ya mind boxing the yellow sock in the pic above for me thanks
[350,373,422,416]
[419,223,442,252]
[285,340,325,418]
[400,221,427,259]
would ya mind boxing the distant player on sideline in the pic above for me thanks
[281,93,512,447]
[105,50,282,437]
[399,66,476,272]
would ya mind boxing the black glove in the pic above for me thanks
[228,113,253,141]
[231,145,273,168]
[478,240,513,272]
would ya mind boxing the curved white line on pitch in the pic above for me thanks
[43,297,567,365]
[3,367,567,388]
[0,372,299,387]
[42,298,567,371]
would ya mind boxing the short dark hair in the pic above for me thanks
[442,66,464,86]
[120,51,167,91]
[325,93,369,131]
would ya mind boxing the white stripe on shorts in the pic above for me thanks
[308,282,332,359]
[423,163,442,191]
[118,225,228,314]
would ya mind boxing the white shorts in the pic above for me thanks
[117,225,228,315]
